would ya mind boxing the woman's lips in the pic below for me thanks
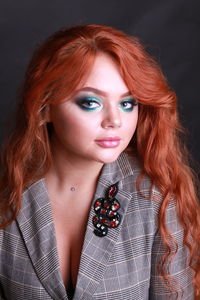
[95,137,121,148]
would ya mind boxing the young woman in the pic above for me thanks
[0,24,199,300]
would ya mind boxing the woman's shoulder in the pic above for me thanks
[115,152,173,212]
[115,151,154,193]
[117,153,180,234]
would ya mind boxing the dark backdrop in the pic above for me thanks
[0,0,200,167]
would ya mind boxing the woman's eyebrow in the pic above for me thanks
[76,87,132,98]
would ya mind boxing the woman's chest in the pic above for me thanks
[54,219,86,290]
[52,198,91,292]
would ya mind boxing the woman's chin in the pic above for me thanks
[95,152,122,164]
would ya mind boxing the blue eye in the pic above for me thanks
[119,98,138,112]
[76,96,102,111]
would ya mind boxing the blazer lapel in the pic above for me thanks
[74,152,135,299]
[16,179,67,300]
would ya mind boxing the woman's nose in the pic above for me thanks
[101,108,122,129]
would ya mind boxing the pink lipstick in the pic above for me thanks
[95,137,121,148]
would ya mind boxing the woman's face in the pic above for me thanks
[49,53,138,165]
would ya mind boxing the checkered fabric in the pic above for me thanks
[0,152,194,299]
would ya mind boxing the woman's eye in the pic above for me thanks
[119,99,138,112]
[76,97,102,111]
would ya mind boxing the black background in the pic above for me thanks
[0,0,200,167]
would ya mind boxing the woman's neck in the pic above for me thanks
[45,146,104,194]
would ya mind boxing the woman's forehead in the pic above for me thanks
[76,53,130,96]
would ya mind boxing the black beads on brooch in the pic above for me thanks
[92,183,121,237]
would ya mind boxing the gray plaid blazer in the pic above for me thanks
[0,152,194,299]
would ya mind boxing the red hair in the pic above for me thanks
[0,24,200,295]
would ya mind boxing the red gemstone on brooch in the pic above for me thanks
[108,185,118,199]
[112,203,120,211]
[100,217,110,226]
[92,216,98,223]
[95,201,101,207]
[110,220,117,228]
[108,210,116,217]
[103,201,110,208]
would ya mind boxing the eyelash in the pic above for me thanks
[75,96,138,112]
[119,99,138,112]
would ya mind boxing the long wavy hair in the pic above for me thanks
[0,24,200,295]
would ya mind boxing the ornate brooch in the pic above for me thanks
[92,183,121,237]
